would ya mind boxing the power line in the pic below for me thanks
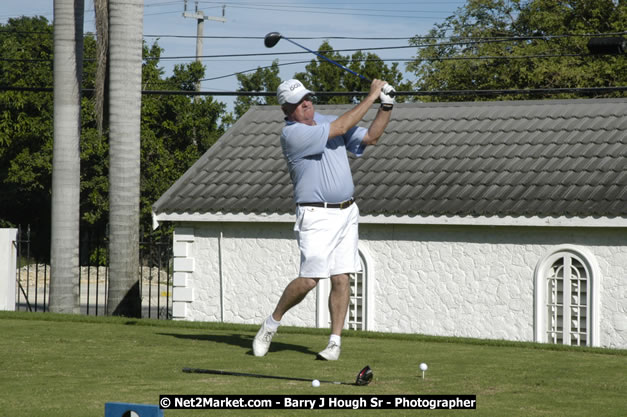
[2,27,625,41]
[2,85,625,97]
[5,31,623,66]
[0,29,51,34]
[197,53,602,82]
[155,48,409,60]
[411,52,594,61]
[118,86,627,97]
[152,45,603,61]
[0,57,92,63]
[197,1,465,4]
[143,34,418,40]
[0,1,460,23]
[203,0,466,21]
[0,58,52,62]
[149,34,627,61]
[192,3,454,20]
[0,51,605,66]
[0,50,611,67]
[143,31,627,41]
[199,60,310,81]
[197,0,465,5]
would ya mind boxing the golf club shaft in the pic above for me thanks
[265,32,395,98]
[182,367,347,385]
[281,37,371,83]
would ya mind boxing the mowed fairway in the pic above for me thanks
[1,312,625,417]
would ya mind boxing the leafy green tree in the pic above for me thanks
[0,16,229,260]
[407,0,627,101]
[140,48,227,234]
[0,17,55,257]
[233,60,281,119]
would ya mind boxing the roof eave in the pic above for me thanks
[152,211,627,228]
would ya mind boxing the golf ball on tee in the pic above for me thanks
[312,379,320,388]
[420,363,428,371]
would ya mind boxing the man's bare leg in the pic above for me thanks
[316,273,350,360]
[272,277,319,321]
[254,277,319,357]
[329,273,350,335]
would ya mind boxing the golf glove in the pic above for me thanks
[380,84,395,109]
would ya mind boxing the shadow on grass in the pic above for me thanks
[157,332,318,356]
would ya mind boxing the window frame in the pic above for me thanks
[534,245,600,347]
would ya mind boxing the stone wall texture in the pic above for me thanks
[173,222,627,349]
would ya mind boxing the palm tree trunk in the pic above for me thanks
[94,0,108,135]
[49,0,83,314]
[107,0,143,317]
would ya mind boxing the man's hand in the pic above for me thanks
[367,79,388,102]
[380,84,395,109]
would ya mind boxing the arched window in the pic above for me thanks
[534,246,600,347]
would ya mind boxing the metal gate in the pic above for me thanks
[15,225,173,319]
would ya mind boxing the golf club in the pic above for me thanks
[183,365,373,386]
[264,32,395,97]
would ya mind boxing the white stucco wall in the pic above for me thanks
[173,222,314,327]
[172,221,627,349]
[359,224,626,349]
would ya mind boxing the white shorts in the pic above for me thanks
[293,202,361,278]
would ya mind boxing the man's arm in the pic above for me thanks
[328,79,387,139]
[361,106,392,146]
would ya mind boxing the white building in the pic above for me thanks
[153,99,627,349]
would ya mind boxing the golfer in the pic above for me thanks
[253,78,394,360]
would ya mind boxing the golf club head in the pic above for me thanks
[355,365,373,386]
[264,32,282,48]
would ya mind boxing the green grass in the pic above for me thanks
[1,311,625,417]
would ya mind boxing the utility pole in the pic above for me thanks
[183,1,226,91]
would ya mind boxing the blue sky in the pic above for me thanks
[2,0,466,110]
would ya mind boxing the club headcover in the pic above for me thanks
[355,365,373,386]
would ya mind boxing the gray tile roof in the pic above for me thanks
[153,98,627,219]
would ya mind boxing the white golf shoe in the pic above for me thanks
[316,341,341,361]
[252,321,276,357]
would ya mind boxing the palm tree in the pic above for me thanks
[106,0,144,317]
[49,0,83,314]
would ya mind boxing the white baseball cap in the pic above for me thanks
[277,79,314,105]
